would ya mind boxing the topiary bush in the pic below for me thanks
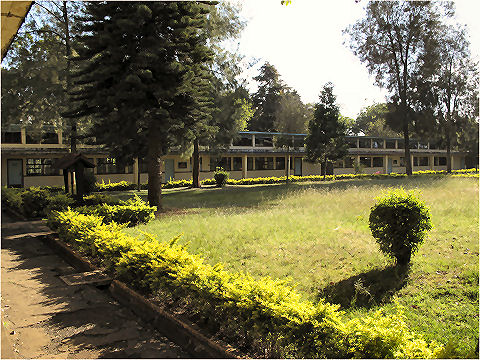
[214,167,229,187]
[369,189,433,266]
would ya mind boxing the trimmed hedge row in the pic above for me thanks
[76,195,156,227]
[92,168,479,191]
[47,209,443,358]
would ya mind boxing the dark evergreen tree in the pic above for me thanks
[305,83,348,179]
[249,62,286,132]
[67,2,214,208]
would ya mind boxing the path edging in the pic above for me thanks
[43,233,237,359]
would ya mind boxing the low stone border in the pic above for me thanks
[42,233,237,359]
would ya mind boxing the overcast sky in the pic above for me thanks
[232,0,480,119]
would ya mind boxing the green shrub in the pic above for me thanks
[48,209,443,358]
[369,189,433,265]
[95,180,137,192]
[77,194,155,226]
[163,179,192,189]
[45,193,75,213]
[83,171,97,194]
[1,187,23,214]
[214,167,229,187]
[21,187,51,218]
[83,193,123,206]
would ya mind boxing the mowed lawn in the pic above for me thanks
[121,177,479,357]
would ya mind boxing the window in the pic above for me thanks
[276,157,285,170]
[393,159,398,166]
[247,157,254,170]
[371,139,384,149]
[359,138,371,148]
[233,136,252,146]
[372,157,383,167]
[429,142,439,150]
[255,157,273,170]
[41,132,58,144]
[218,157,232,171]
[434,157,447,166]
[233,157,242,171]
[255,136,273,147]
[178,161,187,169]
[414,157,429,166]
[26,131,41,144]
[1,131,21,143]
[385,140,396,149]
[346,138,358,148]
[360,156,371,167]
[397,140,405,149]
[139,159,148,173]
[344,157,354,168]
[97,158,125,174]
[409,140,418,149]
[399,157,405,166]
[26,158,59,176]
[334,159,344,168]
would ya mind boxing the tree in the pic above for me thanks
[190,2,247,188]
[345,2,448,175]
[1,1,85,150]
[305,83,348,179]
[274,90,311,134]
[432,26,479,172]
[353,103,401,137]
[67,2,214,209]
[249,62,286,132]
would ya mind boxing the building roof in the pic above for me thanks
[1,1,33,59]
[54,153,95,170]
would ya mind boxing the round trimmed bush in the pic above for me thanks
[369,189,432,265]
[213,167,229,187]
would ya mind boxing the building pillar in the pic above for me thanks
[429,155,434,170]
[384,155,389,174]
[21,127,26,144]
[58,128,63,145]
[252,135,256,147]
[242,155,247,179]
[411,154,414,170]
[451,155,455,170]
[286,155,291,177]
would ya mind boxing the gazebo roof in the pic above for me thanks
[54,153,95,170]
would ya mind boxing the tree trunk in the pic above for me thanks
[62,1,76,154]
[286,149,290,185]
[137,158,141,191]
[147,122,162,210]
[446,129,452,173]
[403,119,412,176]
[192,139,200,188]
[323,158,327,181]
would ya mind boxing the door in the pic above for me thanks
[294,158,302,176]
[164,159,175,182]
[387,158,393,174]
[7,159,23,187]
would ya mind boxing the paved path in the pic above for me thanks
[1,212,189,359]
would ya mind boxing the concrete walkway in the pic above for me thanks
[1,212,188,359]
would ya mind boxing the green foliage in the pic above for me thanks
[82,193,123,206]
[95,180,137,192]
[305,83,348,165]
[213,167,229,187]
[21,187,52,218]
[1,187,23,214]
[353,103,401,137]
[45,193,76,213]
[48,209,444,358]
[83,171,97,194]
[76,195,156,227]
[369,189,433,265]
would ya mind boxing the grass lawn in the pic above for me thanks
[119,176,478,357]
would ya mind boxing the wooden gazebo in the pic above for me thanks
[55,153,95,199]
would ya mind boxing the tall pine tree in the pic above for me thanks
[305,83,348,179]
[66,2,214,208]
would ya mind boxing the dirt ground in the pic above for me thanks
[1,212,189,359]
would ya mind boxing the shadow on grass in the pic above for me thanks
[317,264,411,309]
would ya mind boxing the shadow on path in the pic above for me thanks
[317,264,411,309]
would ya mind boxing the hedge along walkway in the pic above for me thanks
[0,212,188,359]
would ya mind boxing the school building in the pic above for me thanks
[1,125,467,188]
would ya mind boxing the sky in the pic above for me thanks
[232,0,480,119]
